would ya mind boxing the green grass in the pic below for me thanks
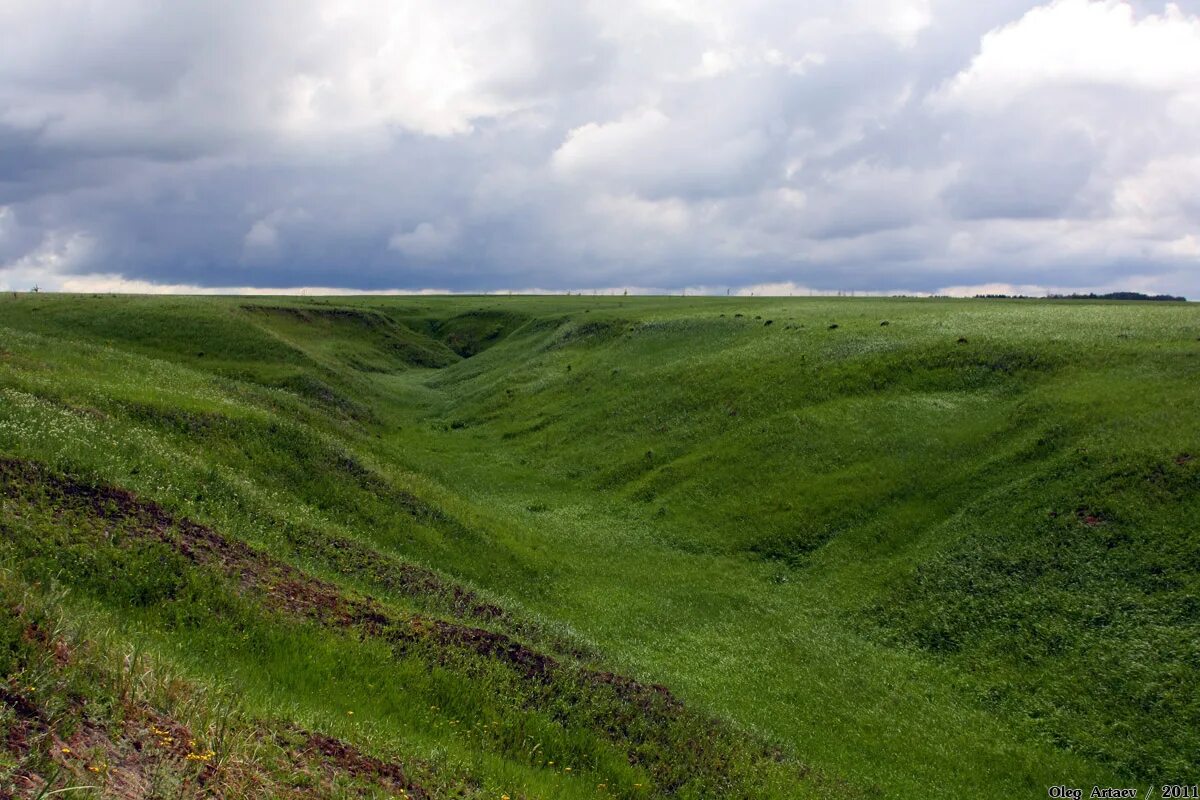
[1,293,1197,798]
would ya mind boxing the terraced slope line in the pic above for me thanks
[0,458,849,799]
[0,599,436,799]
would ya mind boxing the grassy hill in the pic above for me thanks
[1,293,1197,798]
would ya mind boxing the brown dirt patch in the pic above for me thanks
[0,458,674,706]
[1,457,809,796]
[285,727,430,799]
[281,525,507,623]
[1,588,430,799]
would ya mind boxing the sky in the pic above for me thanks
[1,0,1198,297]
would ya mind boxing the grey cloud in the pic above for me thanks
[1,0,1198,295]
[941,122,1099,220]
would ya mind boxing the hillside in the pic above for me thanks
[1,294,1197,799]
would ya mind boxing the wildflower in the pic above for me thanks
[565,767,572,772]
[346,710,354,716]
[60,746,71,754]
[88,766,100,773]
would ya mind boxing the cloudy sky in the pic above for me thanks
[1,0,1199,296]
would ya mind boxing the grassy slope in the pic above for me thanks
[1,293,1197,798]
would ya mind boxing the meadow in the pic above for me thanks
[0,293,1197,798]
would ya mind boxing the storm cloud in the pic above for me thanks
[1,0,1198,295]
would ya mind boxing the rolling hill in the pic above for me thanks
[1,294,1197,798]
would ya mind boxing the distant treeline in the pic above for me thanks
[974,291,1186,302]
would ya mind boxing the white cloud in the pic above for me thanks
[1111,155,1200,226]
[240,208,312,264]
[0,230,95,291]
[926,0,1200,286]
[551,106,772,198]
[388,219,461,258]
[871,0,934,46]
[936,0,1200,109]
[243,220,279,251]
[552,108,672,177]
[0,0,595,148]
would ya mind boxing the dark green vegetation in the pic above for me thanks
[976,292,1186,302]
[1,294,1197,798]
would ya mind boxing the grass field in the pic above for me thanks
[1,293,1197,798]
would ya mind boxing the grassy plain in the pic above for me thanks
[1,294,1197,798]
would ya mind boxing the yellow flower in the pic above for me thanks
[60,746,71,754]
